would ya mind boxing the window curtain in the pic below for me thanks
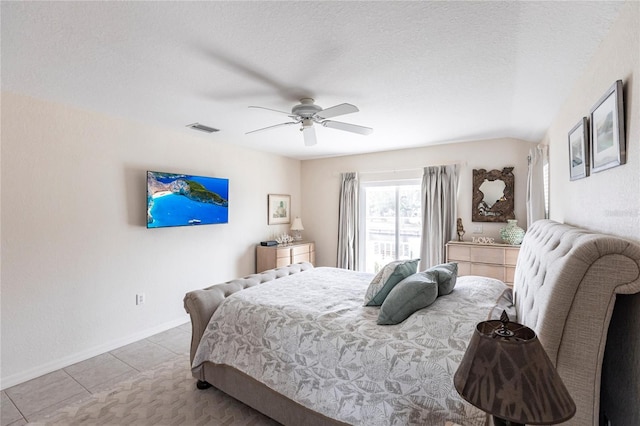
[526,144,549,228]
[337,172,359,270]
[420,164,460,269]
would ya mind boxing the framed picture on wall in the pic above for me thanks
[568,117,589,180]
[268,194,291,225]
[589,80,626,173]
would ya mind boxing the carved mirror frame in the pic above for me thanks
[472,167,515,222]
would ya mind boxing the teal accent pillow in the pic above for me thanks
[427,262,458,296]
[377,270,438,325]
[363,259,420,306]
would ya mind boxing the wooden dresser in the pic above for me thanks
[256,241,315,272]
[445,241,520,286]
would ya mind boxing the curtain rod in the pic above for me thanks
[336,161,467,176]
[358,167,423,175]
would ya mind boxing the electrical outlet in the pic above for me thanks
[136,293,146,305]
[473,225,483,234]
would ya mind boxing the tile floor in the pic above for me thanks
[1,322,191,426]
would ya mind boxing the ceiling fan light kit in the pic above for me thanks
[247,98,372,146]
[301,117,314,128]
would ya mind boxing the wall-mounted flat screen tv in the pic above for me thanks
[147,171,229,228]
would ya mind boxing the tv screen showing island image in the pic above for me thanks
[147,171,229,228]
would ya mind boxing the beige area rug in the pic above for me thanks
[29,356,280,426]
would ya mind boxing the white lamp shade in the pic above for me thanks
[290,217,304,231]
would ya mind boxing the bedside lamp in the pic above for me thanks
[454,312,575,426]
[290,217,304,241]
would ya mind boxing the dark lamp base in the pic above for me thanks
[493,416,525,426]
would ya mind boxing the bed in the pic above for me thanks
[184,220,640,425]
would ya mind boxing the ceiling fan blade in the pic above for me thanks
[322,120,373,135]
[248,105,293,116]
[316,103,359,119]
[246,121,298,134]
[303,126,317,146]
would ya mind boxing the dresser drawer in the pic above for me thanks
[276,257,292,268]
[291,244,311,256]
[456,262,471,276]
[471,263,505,281]
[448,245,471,262]
[276,248,291,259]
[291,254,307,264]
[470,246,504,264]
[505,248,519,266]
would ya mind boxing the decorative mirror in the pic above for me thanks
[472,167,515,222]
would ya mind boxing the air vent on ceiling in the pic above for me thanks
[186,123,220,133]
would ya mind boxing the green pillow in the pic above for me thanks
[377,270,438,325]
[363,259,420,306]
[427,262,458,296]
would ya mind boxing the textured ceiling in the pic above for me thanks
[1,1,624,160]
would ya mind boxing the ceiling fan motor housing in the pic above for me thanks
[292,98,322,118]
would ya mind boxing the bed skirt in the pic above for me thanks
[199,361,349,426]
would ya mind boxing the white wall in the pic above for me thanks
[543,0,639,240]
[540,2,639,424]
[0,92,302,388]
[301,138,536,267]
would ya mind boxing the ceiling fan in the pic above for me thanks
[246,98,373,146]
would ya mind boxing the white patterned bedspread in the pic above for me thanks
[193,267,509,426]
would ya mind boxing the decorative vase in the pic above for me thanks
[500,219,525,245]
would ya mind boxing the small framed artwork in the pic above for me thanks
[568,117,589,180]
[589,80,626,173]
[268,194,291,225]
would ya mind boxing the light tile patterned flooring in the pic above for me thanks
[1,322,191,426]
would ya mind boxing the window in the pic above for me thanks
[359,180,422,273]
[543,162,550,218]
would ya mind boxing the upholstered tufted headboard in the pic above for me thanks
[513,219,640,426]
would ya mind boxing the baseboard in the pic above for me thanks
[0,315,190,390]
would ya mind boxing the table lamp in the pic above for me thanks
[290,217,304,241]
[454,311,576,426]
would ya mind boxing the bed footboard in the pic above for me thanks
[183,262,314,365]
